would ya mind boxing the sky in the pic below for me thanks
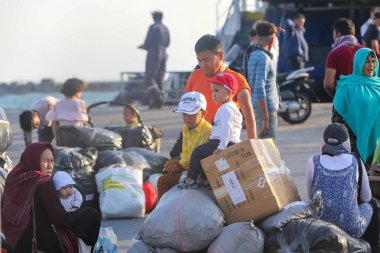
[0,0,233,83]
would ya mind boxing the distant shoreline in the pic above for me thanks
[0,80,123,94]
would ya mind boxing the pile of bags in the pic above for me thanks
[54,146,167,218]
[128,191,371,252]
[129,187,266,253]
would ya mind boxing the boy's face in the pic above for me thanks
[124,108,138,125]
[32,112,41,129]
[211,83,233,104]
[58,184,74,199]
[182,111,204,129]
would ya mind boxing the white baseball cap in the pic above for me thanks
[53,171,76,190]
[173,92,207,115]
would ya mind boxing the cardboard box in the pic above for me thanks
[201,139,300,224]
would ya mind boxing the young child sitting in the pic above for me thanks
[157,92,212,200]
[46,78,89,139]
[306,123,373,238]
[179,72,242,189]
[123,103,142,128]
[53,171,83,212]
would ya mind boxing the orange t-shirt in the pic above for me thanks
[185,68,251,123]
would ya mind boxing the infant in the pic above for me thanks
[53,171,83,212]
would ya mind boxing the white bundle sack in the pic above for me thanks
[95,165,145,219]
[127,240,178,253]
[137,187,224,252]
[208,222,265,253]
[147,173,162,193]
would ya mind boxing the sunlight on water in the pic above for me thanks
[0,91,119,109]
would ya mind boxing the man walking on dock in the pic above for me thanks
[139,11,170,109]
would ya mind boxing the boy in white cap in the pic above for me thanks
[179,72,242,189]
[156,91,212,200]
[53,171,83,212]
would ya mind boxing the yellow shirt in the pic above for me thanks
[126,122,142,127]
[179,118,212,169]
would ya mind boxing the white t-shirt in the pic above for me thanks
[209,101,242,150]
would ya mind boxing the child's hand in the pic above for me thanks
[164,160,183,173]
[213,149,223,154]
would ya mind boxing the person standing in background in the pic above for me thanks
[247,21,279,139]
[282,13,309,70]
[19,96,58,146]
[362,12,380,56]
[360,6,380,39]
[138,11,170,109]
[243,21,281,79]
[324,18,364,98]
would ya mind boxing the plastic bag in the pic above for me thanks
[127,240,178,253]
[143,182,157,213]
[208,222,265,253]
[94,227,117,253]
[0,108,12,153]
[147,173,162,193]
[137,187,224,252]
[0,152,13,172]
[104,125,161,151]
[265,218,371,253]
[95,148,167,181]
[57,125,122,151]
[258,195,322,234]
[95,165,145,218]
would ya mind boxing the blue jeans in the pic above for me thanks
[254,109,277,139]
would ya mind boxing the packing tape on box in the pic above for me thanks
[264,166,290,175]
[213,165,291,204]
[252,142,282,168]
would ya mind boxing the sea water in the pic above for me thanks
[0,91,119,109]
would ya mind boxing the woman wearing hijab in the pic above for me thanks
[333,48,380,166]
[306,123,378,252]
[1,142,100,253]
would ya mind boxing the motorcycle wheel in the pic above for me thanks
[280,91,312,124]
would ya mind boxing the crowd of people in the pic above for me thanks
[1,8,380,253]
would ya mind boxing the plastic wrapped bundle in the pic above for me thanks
[0,152,13,172]
[95,165,145,218]
[95,148,167,181]
[137,188,224,252]
[57,125,122,151]
[265,218,371,253]
[105,125,163,151]
[259,193,323,234]
[127,240,178,253]
[208,222,265,253]
[0,108,12,153]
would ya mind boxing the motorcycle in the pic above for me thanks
[277,66,318,124]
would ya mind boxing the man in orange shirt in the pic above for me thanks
[185,34,257,139]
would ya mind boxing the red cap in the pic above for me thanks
[209,72,238,95]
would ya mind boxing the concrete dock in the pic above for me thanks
[4,102,332,252]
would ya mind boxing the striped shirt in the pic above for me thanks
[247,49,279,112]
